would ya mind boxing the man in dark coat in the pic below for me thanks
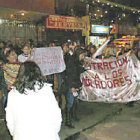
[65,48,86,128]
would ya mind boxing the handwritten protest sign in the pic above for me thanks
[33,47,66,75]
[79,55,140,103]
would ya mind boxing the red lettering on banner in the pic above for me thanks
[103,62,109,70]
[125,76,132,85]
[107,81,113,88]
[118,69,123,77]
[91,62,96,69]
[112,70,118,78]
[88,76,132,89]
[101,81,107,89]
[82,76,91,86]
[109,61,115,69]
[104,73,110,80]
[122,56,128,64]
[117,59,123,67]
[95,80,101,88]
[113,79,120,87]
[82,76,95,88]
[119,78,125,86]
[97,63,103,70]
[88,63,91,70]
[114,60,119,68]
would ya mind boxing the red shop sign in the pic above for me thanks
[46,15,87,30]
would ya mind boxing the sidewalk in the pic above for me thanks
[77,101,140,140]
[0,101,122,140]
[60,101,121,140]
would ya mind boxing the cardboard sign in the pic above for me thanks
[33,47,66,75]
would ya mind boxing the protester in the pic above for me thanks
[136,48,140,60]
[133,40,140,60]
[18,44,34,63]
[5,61,62,140]
[93,36,110,59]
[0,41,6,61]
[59,44,70,125]
[0,65,8,118]
[125,42,140,107]
[103,43,116,58]
[65,47,86,128]
[2,48,20,91]
[49,42,56,47]
[63,42,77,128]
[89,45,97,58]
[0,47,21,110]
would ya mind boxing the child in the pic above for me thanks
[18,44,33,63]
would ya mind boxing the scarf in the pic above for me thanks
[3,63,20,90]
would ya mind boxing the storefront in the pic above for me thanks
[0,0,54,42]
[113,35,139,56]
[46,15,89,45]
[89,24,118,48]
[89,25,109,47]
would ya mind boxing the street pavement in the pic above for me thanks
[0,101,140,140]
[75,101,140,140]
[60,101,121,140]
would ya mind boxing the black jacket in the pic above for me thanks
[65,53,85,89]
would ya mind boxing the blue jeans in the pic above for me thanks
[66,88,74,109]
[2,94,7,108]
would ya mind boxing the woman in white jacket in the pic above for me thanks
[5,61,62,140]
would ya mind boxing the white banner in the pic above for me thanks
[79,55,140,103]
[33,47,66,75]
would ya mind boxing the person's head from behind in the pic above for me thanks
[75,48,86,62]
[15,61,44,94]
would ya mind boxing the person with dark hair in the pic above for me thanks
[125,40,140,107]
[2,48,20,91]
[0,65,8,119]
[64,47,86,128]
[5,61,62,140]
[135,48,140,60]
[0,41,6,62]
[18,44,34,63]
[132,40,140,60]
[0,47,21,109]
[89,45,97,58]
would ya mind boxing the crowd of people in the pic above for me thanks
[0,37,139,139]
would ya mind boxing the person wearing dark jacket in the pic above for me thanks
[65,48,86,128]
[0,64,8,118]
